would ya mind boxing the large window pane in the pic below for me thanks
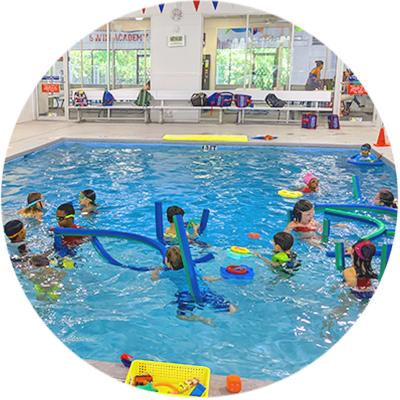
[344,12,386,35]
[246,15,292,90]
[291,14,340,90]
[67,19,108,89]
[110,22,151,88]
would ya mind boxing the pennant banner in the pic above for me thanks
[212,1,218,10]
[88,0,97,14]
[56,0,65,14]
[106,0,115,14]
[42,0,49,12]
[159,4,165,13]
[25,0,33,11]
[139,0,147,14]
[124,0,131,14]
[193,1,200,11]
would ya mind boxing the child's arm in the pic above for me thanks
[253,252,275,266]
[202,276,223,282]
[187,223,200,239]
[151,266,164,281]
[176,311,216,328]
[283,221,295,234]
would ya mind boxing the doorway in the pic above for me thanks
[35,41,68,119]
[0,27,15,124]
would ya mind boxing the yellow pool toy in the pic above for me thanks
[231,246,250,254]
[278,190,303,198]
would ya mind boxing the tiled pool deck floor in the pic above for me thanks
[4,120,395,395]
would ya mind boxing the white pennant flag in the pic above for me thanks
[72,0,82,14]
[124,0,131,14]
[26,0,33,11]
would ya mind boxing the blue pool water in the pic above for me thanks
[2,143,397,381]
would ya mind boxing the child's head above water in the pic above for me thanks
[26,192,45,212]
[352,239,378,280]
[79,189,96,207]
[4,220,26,243]
[360,143,372,157]
[273,232,294,253]
[56,203,76,227]
[378,190,397,209]
[303,173,319,190]
[167,206,185,223]
[293,200,314,223]
[165,246,184,270]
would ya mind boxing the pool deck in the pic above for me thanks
[0,121,399,400]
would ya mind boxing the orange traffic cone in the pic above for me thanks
[374,127,390,147]
[388,119,399,146]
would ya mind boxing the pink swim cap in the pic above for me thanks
[303,173,318,186]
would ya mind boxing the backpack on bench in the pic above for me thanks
[265,93,286,108]
[190,92,208,106]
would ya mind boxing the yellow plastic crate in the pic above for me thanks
[125,360,210,397]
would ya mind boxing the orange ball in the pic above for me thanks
[248,232,260,239]
[226,375,242,393]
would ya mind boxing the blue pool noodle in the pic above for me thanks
[197,209,210,235]
[173,214,203,304]
[326,249,382,258]
[155,201,164,242]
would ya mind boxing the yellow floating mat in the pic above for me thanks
[163,134,248,142]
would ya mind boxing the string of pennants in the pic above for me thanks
[7,0,274,14]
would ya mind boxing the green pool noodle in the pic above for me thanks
[335,242,345,272]
[322,218,330,243]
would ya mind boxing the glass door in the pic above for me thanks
[35,41,65,119]
[340,39,381,122]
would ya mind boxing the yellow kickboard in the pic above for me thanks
[163,134,248,142]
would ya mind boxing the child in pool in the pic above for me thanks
[284,200,347,242]
[253,232,301,274]
[79,189,98,215]
[4,219,28,256]
[18,192,46,222]
[374,189,398,209]
[343,239,378,299]
[50,203,87,248]
[295,173,319,193]
[347,143,382,163]
[165,206,200,239]
[151,246,237,327]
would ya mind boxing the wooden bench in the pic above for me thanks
[68,89,150,122]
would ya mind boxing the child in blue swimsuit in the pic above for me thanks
[151,247,237,327]
[347,143,382,162]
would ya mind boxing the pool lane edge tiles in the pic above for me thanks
[163,134,248,142]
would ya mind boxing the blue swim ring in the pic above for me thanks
[347,153,384,166]
[220,265,254,280]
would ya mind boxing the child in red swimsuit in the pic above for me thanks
[284,200,347,243]
[299,173,319,193]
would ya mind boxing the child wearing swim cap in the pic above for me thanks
[4,220,26,243]
[374,189,398,209]
[18,192,46,222]
[343,239,378,299]
[253,232,301,274]
[347,143,382,162]
[298,173,319,193]
[151,246,236,326]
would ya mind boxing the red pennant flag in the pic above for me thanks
[139,0,148,14]
[42,0,49,12]
[193,1,200,11]
[88,0,98,14]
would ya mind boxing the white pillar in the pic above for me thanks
[333,57,344,116]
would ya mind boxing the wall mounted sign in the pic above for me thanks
[168,35,185,47]
[348,85,368,95]
[42,84,60,93]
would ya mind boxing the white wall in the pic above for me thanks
[0,0,33,122]
[17,91,36,123]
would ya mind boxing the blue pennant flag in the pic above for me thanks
[157,0,166,12]
[212,1,218,10]
[106,0,115,14]
[57,0,65,13]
